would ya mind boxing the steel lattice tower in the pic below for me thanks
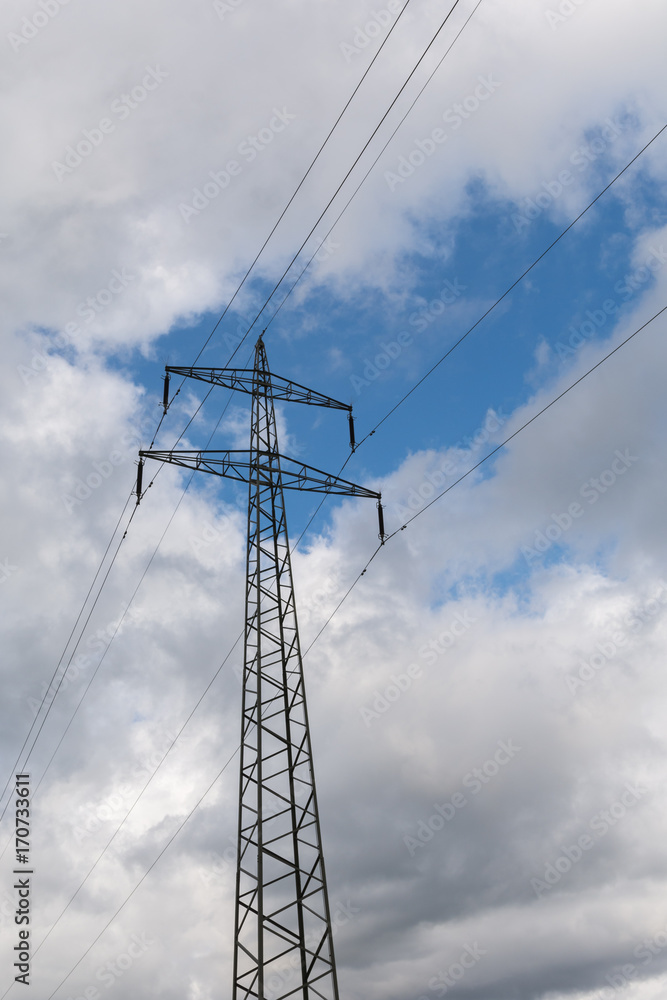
[139,336,383,999]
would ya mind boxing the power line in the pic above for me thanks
[0,383,237,856]
[16,11,661,798]
[0,351,252,828]
[389,303,667,534]
[251,0,487,549]
[20,0,487,818]
[24,301,664,1000]
[11,104,661,852]
[306,302,667,655]
[19,0,441,781]
[166,0,418,380]
[161,0,485,557]
[262,0,485,334]
[261,111,665,448]
[239,0,468,343]
[1,0,485,803]
[10,0,422,760]
[0,493,131,809]
[43,747,238,1000]
[8,13,663,992]
[115,116,667,870]
[357,121,667,447]
[284,120,666,554]
[143,2,418,437]
[0,492,135,825]
[30,474,201,799]
[20,636,242,977]
[0,366,256,833]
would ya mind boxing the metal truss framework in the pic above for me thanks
[140,337,382,1000]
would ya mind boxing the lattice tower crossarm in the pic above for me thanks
[138,337,383,999]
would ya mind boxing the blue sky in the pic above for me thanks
[133,131,661,542]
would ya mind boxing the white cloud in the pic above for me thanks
[2,1,667,998]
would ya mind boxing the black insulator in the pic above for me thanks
[377,499,385,542]
[136,459,144,504]
[348,411,356,451]
[162,373,170,414]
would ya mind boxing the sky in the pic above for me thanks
[2,0,667,998]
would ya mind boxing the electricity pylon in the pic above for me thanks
[139,336,383,999]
